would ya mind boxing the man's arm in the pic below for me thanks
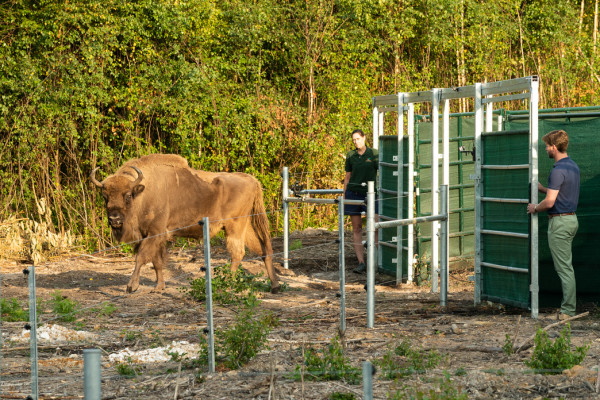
[527,188,559,214]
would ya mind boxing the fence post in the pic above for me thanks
[202,217,215,373]
[282,167,290,270]
[362,361,373,400]
[27,265,39,400]
[439,185,449,307]
[337,195,346,334]
[83,349,101,400]
[366,181,376,329]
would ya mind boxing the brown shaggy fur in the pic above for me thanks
[92,154,278,293]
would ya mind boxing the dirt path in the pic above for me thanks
[1,229,599,399]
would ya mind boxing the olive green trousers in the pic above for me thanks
[547,214,579,316]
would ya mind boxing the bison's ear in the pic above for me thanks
[132,184,145,198]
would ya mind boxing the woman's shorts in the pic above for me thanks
[344,190,378,216]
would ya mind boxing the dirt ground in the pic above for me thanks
[1,228,600,399]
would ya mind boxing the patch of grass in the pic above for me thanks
[375,338,445,379]
[330,393,356,400]
[525,323,589,374]
[290,239,303,251]
[90,302,117,318]
[389,372,468,400]
[502,334,514,355]
[1,298,29,322]
[292,335,361,385]
[121,329,142,342]
[454,367,467,376]
[115,357,141,376]
[180,264,277,305]
[47,291,79,322]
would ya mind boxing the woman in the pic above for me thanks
[343,129,378,273]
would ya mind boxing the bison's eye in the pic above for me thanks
[124,193,132,205]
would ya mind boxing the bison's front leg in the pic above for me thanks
[127,237,166,293]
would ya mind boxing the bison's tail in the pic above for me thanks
[251,180,272,251]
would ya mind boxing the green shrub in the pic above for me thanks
[115,357,141,376]
[525,324,589,374]
[502,334,514,355]
[47,291,80,322]
[375,338,445,379]
[1,298,29,322]
[292,335,361,385]
[198,296,277,370]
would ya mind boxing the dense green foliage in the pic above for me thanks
[525,324,589,373]
[2,0,600,247]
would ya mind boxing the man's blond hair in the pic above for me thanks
[542,130,569,153]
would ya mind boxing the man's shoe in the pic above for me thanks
[353,263,366,274]
[557,312,573,321]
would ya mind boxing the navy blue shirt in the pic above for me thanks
[547,157,580,214]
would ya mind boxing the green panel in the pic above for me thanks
[482,235,529,269]
[482,132,529,165]
[379,243,409,278]
[505,115,600,301]
[482,169,529,199]
[483,202,528,234]
[482,267,530,307]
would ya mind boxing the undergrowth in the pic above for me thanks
[375,338,445,379]
[525,324,589,374]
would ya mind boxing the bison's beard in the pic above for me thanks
[111,226,124,242]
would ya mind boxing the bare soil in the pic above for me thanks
[1,229,599,399]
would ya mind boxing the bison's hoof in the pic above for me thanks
[151,286,166,293]
[126,283,139,293]
[270,285,281,294]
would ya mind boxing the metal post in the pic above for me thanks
[474,82,483,305]
[431,89,440,293]
[396,93,404,285]
[28,265,39,400]
[203,217,215,373]
[366,181,376,329]
[362,361,374,400]
[442,99,450,293]
[338,196,346,334]
[282,167,290,270]
[440,185,448,307]
[83,349,101,400]
[529,77,540,319]
[407,103,415,283]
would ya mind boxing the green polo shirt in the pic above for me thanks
[345,147,378,193]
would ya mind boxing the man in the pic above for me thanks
[343,129,378,273]
[527,130,580,321]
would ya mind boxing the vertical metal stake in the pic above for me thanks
[362,361,373,400]
[28,265,39,400]
[439,185,448,307]
[366,181,376,329]
[338,195,346,334]
[282,167,290,269]
[203,217,215,373]
[83,349,101,400]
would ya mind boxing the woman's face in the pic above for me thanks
[352,133,366,150]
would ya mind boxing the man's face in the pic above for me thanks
[545,142,556,159]
[352,133,365,149]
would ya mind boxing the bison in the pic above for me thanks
[91,154,279,293]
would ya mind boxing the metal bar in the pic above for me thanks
[482,164,529,170]
[481,76,533,95]
[481,196,528,204]
[366,182,376,328]
[474,82,483,306]
[380,161,409,168]
[379,188,408,196]
[83,349,102,400]
[404,90,434,104]
[203,217,216,373]
[440,185,449,307]
[375,213,448,229]
[486,95,494,132]
[431,89,440,294]
[396,93,404,285]
[407,103,415,283]
[28,265,39,400]
[439,86,476,100]
[482,92,530,104]
[481,261,529,273]
[294,189,343,195]
[482,129,529,137]
[379,241,409,251]
[373,94,401,107]
[282,167,290,270]
[362,361,374,400]
[285,198,339,205]
[338,195,346,334]
[481,229,529,239]
[530,77,540,319]
[508,111,600,120]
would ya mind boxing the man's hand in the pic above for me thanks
[527,203,538,214]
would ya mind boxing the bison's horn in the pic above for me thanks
[129,166,144,187]
[90,167,104,188]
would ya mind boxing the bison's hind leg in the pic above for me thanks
[150,242,168,292]
[245,230,279,293]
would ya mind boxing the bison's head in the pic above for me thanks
[91,166,145,241]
